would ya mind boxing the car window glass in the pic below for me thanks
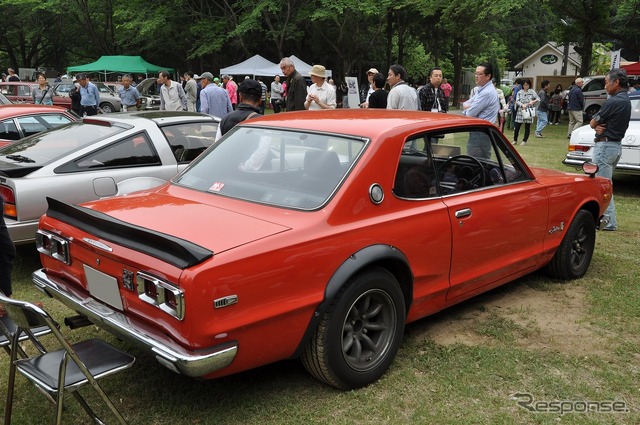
[161,123,218,163]
[61,132,160,172]
[631,99,640,120]
[175,127,366,210]
[16,114,73,137]
[400,128,529,196]
[0,119,20,141]
[0,121,127,166]
[18,85,32,96]
[394,135,437,199]
[584,79,604,92]
[55,84,72,94]
[1,85,16,96]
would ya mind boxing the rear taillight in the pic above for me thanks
[0,186,17,219]
[35,229,70,264]
[136,272,185,320]
[568,145,591,152]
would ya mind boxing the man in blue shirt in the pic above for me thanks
[462,62,499,158]
[199,72,232,118]
[118,74,141,111]
[567,77,584,138]
[76,73,101,116]
[590,68,631,231]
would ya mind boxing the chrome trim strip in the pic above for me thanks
[32,269,237,377]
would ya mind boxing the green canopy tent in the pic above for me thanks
[67,56,174,81]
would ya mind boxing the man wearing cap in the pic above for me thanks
[183,71,198,112]
[305,65,336,110]
[158,70,187,111]
[118,74,141,111]
[359,68,378,108]
[200,72,232,118]
[279,57,307,111]
[215,79,263,141]
[418,67,448,113]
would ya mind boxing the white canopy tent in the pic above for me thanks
[254,55,332,78]
[219,54,280,77]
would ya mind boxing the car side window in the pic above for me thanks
[0,119,20,140]
[394,135,437,199]
[18,85,32,96]
[400,128,529,196]
[60,132,160,172]
[16,115,73,137]
[162,123,218,163]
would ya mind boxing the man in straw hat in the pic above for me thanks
[305,64,336,110]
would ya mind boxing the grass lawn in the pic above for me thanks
[2,113,639,424]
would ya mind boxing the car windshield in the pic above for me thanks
[0,120,127,166]
[174,127,366,210]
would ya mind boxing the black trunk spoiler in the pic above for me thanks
[45,197,213,269]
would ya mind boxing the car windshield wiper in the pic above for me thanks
[5,154,36,163]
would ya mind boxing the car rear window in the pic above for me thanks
[0,120,128,166]
[174,127,366,210]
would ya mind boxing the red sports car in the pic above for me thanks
[33,110,612,390]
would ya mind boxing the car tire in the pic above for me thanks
[545,209,596,280]
[584,105,600,121]
[100,102,114,114]
[301,267,405,389]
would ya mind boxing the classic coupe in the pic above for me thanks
[0,111,218,244]
[33,110,612,390]
[0,104,78,146]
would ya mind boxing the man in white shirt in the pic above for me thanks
[305,65,336,110]
[386,64,419,110]
[158,70,187,111]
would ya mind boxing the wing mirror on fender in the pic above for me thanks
[582,162,599,178]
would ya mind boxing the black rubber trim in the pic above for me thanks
[45,197,213,269]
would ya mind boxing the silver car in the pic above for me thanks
[0,111,219,243]
[54,81,123,113]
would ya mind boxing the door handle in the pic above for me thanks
[455,208,472,219]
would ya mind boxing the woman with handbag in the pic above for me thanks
[513,78,539,146]
[32,73,55,105]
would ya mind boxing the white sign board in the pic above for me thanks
[345,77,360,108]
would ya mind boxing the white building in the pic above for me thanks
[514,42,582,77]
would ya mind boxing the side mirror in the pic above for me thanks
[582,162,599,178]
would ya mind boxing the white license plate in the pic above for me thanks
[84,264,123,311]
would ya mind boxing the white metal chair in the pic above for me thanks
[0,295,135,425]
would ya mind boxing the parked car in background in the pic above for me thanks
[135,78,161,110]
[0,111,219,244]
[53,81,122,113]
[564,91,640,175]
[582,75,639,120]
[0,104,78,146]
[32,110,612,390]
[0,82,71,108]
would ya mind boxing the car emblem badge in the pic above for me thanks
[122,270,135,291]
[548,222,565,234]
[82,237,113,252]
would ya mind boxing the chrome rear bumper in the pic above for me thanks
[32,269,237,377]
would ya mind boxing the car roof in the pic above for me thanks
[239,109,490,140]
[80,110,220,126]
[0,81,38,86]
[0,104,69,118]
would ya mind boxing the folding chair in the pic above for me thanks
[0,295,135,425]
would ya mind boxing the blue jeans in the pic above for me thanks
[593,142,622,229]
[535,110,548,134]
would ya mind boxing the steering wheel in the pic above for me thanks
[438,154,487,189]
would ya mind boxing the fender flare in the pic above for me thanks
[292,244,413,358]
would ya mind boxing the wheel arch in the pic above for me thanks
[292,244,413,358]
[579,200,602,227]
